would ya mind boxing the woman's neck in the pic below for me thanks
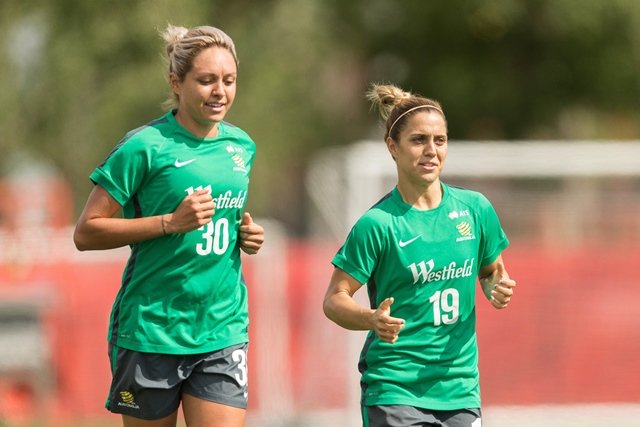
[396,179,443,210]
[174,110,219,138]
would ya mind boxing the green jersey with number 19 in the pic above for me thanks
[90,111,255,355]
[332,184,509,410]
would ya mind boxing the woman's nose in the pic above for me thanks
[423,139,436,154]
[211,82,223,95]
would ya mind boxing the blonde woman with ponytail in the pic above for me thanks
[324,84,517,427]
[74,25,263,427]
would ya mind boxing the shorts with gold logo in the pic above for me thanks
[106,342,248,420]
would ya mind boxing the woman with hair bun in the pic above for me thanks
[74,24,263,427]
[323,83,517,427]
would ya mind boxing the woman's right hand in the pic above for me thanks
[371,297,405,344]
[163,189,216,234]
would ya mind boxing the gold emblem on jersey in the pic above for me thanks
[231,154,246,169]
[456,221,472,236]
[230,153,247,173]
[455,221,476,242]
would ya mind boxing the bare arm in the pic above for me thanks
[478,254,517,309]
[73,185,215,251]
[323,267,405,343]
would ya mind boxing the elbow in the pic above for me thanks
[73,234,87,251]
[322,297,330,319]
[73,227,91,251]
[322,296,336,322]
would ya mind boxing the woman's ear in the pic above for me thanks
[386,136,397,161]
[169,72,180,95]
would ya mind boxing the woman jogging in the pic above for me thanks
[323,83,516,427]
[74,25,263,427]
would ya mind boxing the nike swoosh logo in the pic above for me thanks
[398,235,420,247]
[174,159,196,168]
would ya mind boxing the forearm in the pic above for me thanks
[478,256,503,300]
[323,291,375,331]
[74,214,167,250]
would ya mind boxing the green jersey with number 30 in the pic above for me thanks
[332,184,509,410]
[90,111,255,354]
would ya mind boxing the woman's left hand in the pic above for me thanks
[489,263,516,309]
[239,212,264,255]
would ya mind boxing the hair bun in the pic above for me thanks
[366,83,413,120]
[161,25,189,55]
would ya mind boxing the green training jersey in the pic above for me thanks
[90,111,255,354]
[332,184,509,410]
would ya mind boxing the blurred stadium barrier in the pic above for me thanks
[0,141,639,426]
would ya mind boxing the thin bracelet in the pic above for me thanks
[161,215,168,236]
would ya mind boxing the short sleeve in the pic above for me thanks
[332,213,387,286]
[477,196,509,267]
[89,135,152,207]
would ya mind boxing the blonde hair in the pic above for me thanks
[366,83,446,141]
[161,24,238,110]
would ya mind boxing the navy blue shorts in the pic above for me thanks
[106,343,248,420]
[363,405,481,427]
